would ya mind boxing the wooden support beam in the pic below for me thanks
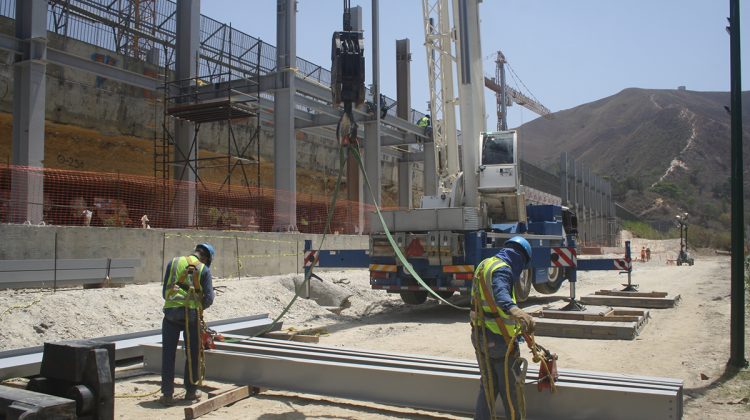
[594,290,669,298]
[184,385,253,419]
[580,294,681,309]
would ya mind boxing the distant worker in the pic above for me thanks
[645,247,651,262]
[417,113,431,128]
[159,243,215,406]
[471,236,536,420]
[82,209,93,227]
[641,246,646,262]
[141,214,150,229]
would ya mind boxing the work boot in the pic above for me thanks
[184,389,203,402]
[158,395,175,407]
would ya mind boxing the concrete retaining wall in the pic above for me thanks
[0,224,368,284]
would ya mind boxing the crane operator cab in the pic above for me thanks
[478,131,527,224]
[478,130,518,193]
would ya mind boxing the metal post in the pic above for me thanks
[273,0,298,231]
[174,0,200,227]
[729,0,746,368]
[11,0,47,224]
[396,38,413,208]
[348,6,364,233]
[364,0,382,220]
[53,230,58,292]
[559,153,569,207]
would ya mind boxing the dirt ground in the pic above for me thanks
[1,240,749,419]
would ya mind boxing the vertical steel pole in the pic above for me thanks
[364,0,382,217]
[273,0,298,232]
[728,0,747,368]
[174,0,200,227]
[11,0,47,224]
[396,39,413,208]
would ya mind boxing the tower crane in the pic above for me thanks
[485,50,552,131]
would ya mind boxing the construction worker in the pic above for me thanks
[159,243,215,406]
[471,236,536,420]
[417,113,431,128]
[417,114,432,138]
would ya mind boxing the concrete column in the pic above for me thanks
[174,0,200,227]
[273,0,298,231]
[363,0,382,224]
[10,0,47,224]
[396,38,412,208]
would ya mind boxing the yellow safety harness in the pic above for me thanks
[164,255,206,387]
[471,258,558,420]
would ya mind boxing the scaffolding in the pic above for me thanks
[158,68,261,221]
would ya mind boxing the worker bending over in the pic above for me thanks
[471,236,536,420]
[159,243,215,406]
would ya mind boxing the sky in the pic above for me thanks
[201,0,750,129]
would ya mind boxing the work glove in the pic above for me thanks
[509,306,536,334]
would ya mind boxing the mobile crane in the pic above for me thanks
[311,0,630,306]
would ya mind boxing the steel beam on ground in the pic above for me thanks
[141,339,683,419]
[0,315,278,379]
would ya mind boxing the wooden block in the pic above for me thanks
[533,318,640,340]
[184,385,251,419]
[580,294,680,309]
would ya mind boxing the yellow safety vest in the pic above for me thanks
[163,255,205,310]
[471,256,519,338]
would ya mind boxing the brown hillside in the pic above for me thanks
[518,88,750,236]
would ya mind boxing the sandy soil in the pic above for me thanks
[1,242,748,419]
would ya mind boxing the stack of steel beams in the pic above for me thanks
[0,315,278,379]
[142,334,683,419]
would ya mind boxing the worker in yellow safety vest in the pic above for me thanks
[159,243,215,406]
[471,236,536,420]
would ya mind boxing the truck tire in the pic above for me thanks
[513,269,532,302]
[532,267,566,294]
[400,291,428,305]
[436,291,454,300]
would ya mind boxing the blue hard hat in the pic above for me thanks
[196,243,216,266]
[504,236,532,267]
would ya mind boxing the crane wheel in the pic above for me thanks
[532,267,565,294]
[400,291,428,305]
[513,269,533,302]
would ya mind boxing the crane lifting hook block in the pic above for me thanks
[331,30,366,111]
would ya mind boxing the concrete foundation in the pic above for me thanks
[0,224,368,284]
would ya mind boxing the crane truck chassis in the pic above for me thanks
[304,202,632,305]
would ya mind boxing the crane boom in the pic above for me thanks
[421,0,459,193]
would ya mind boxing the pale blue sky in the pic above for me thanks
[203,0,750,129]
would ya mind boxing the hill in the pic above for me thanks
[518,88,750,247]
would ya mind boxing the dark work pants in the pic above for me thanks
[472,328,523,420]
[161,308,200,397]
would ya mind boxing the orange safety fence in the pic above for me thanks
[0,165,378,234]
